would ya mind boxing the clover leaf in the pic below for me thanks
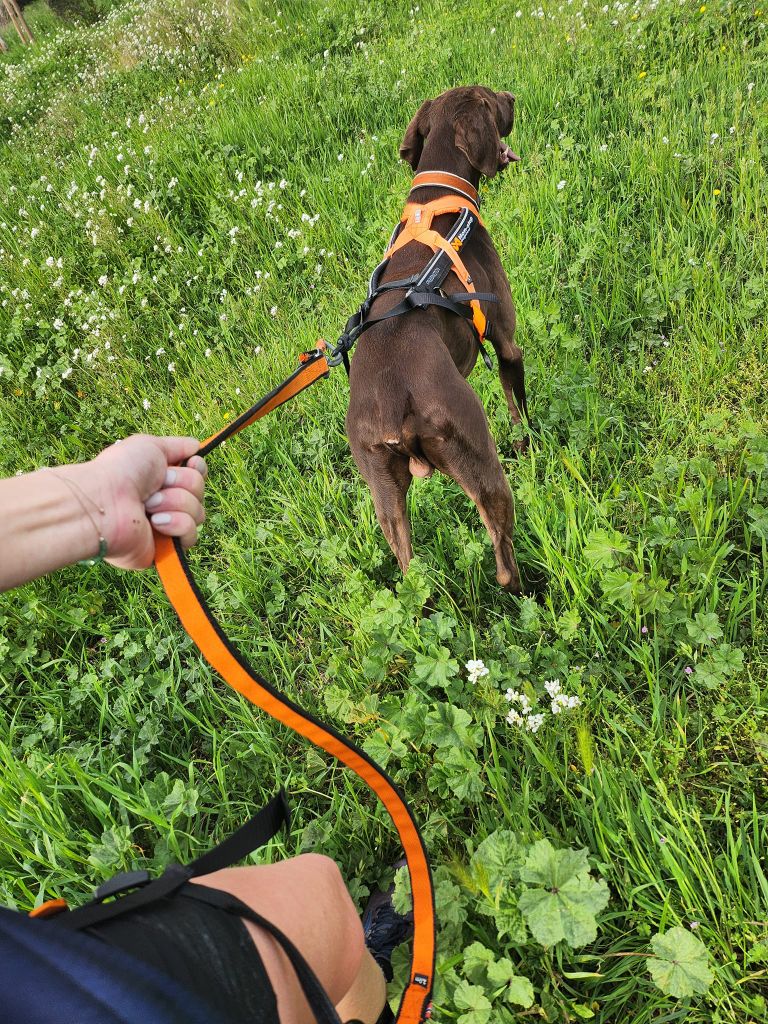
[646,926,714,998]
[424,703,481,750]
[694,643,744,689]
[412,645,460,692]
[486,959,535,1008]
[471,829,525,892]
[462,941,495,986]
[517,840,609,948]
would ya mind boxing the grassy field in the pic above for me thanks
[1,0,767,1020]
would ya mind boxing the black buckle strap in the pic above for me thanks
[94,870,152,902]
[51,863,194,931]
[189,788,290,877]
[50,791,290,932]
[329,207,496,375]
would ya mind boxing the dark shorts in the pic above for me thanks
[85,888,278,1024]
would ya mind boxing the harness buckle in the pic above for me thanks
[405,288,427,310]
[94,869,152,902]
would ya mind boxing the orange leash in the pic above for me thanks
[154,348,435,1024]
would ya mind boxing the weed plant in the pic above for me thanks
[1,0,767,1021]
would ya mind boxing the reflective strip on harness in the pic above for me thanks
[154,351,435,1024]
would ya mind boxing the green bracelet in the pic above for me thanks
[78,536,108,567]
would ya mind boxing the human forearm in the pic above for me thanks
[0,462,108,591]
[0,436,206,593]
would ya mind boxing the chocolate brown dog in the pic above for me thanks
[345,86,527,591]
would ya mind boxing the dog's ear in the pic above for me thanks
[496,91,516,137]
[399,99,432,169]
[454,95,501,179]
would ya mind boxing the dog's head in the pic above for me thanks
[400,86,519,179]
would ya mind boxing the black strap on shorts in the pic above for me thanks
[44,793,353,1023]
[52,790,291,933]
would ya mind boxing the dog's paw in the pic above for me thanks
[497,567,523,594]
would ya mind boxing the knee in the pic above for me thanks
[292,854,365,997]
[293,852,343,890]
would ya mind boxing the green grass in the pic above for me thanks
[1,0,767,1020]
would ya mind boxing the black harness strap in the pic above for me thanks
[330,207,497,375]
[181,885,343,1024]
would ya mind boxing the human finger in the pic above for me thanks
[186,454,208,478]
[149,511,199,549]
[149,435,201,467]
[145,487,206,525]
[158,466,205,502]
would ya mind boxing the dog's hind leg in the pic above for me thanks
[422,416,521,593]
[353,448,414,574]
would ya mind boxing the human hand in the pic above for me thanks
[90,435,207,570]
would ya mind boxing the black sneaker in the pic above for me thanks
[362,861,414,984]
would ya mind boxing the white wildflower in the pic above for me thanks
[551,692,581,715]
[544,678,561,698]
[466,659,489,684]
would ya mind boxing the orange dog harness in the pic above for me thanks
[328,171,497,374]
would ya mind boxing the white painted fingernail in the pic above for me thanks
[145,492,163,508]
[151,512,172,525]
[164,468,177,486]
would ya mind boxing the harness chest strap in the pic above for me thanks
[385,199,488,341]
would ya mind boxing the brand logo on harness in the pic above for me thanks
[451,237,462,251]
[413,973,430,988]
